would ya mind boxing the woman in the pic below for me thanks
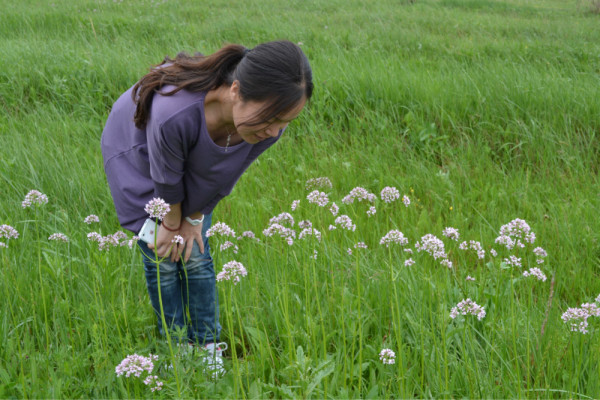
[101,40,313,376]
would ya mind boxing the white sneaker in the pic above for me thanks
[202,342,228,379]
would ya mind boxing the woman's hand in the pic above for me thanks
[175,218,205,263]
[147,223,180,260]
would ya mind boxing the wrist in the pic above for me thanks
[161,221,180,232]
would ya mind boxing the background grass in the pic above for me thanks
[1,0,599,397]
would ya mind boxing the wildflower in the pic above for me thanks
[113,231,128,241]
[533,247,548,264]
[269,212,295,227]
[237,230,260,242]
[0,243,6,249]
[172,235,184,245]
[380,186,400,203]
[404,248,413,254]
[458,240,485,259]
[115,353,158,378]
[22,190,49,208]
[305,177,332,191]
[354,242,368,249]
[450,298,486,320]
[347,248,352,255]
[523,268,547,281]
[0,225,19,240]
[380,230,408,247]
[415,234,446,259]
[328,224,336,231]
[440,258,453,269]
[342,187,376,205]
[367,206,376,217]
[306,190,329,207]
[48,233,69,242]
[263,223,296,245]
[299,227,322,242]
[143,375,163,392]
[298,220,312,229]
[219,240,238,252]
[216,260,248,284]
[84,215,100,224]
[206,222,236,238]
[504,255,522,267]
[466,275,476,281]
[402,195,410,207]
[442,227,460,241]
[561,303,600,334]
[127,236,139,249]
[404,258,415,267]
[379,348,396,365]
[144,198,170,221]
[334,215,356,231]
[495,218,535,250]
[291,200,300,211]
[87,232,102,242]
[329,203,339,216]
[490,248,498,257]
[311,250,318,260]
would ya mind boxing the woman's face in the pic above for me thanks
[230,81,306,144]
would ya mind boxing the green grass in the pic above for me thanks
[1,0,599,397]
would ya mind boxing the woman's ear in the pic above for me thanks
[229,80,241,102]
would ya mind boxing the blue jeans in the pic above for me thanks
[137,212,221,344]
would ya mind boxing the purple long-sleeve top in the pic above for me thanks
[101,85,282,233]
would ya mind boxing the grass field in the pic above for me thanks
[1,0,599,397]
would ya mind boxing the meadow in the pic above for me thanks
[1,0,599,397]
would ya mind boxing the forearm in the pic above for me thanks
[162,202,182,229]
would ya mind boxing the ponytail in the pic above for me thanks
[132,44,247,129]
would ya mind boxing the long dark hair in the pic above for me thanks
[132,40,313,129]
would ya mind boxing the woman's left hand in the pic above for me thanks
[172,218,205,263]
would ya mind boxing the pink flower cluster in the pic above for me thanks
[342,187,376,205]
[299,227,322,242]
[458,240,485,259]
[298,220,312,229]
[415,234,447,260]
[329,203,339,216]
[115,353,158,378]
[171,235,184,245]
[442,227,460,241]
[562,302,600,334]
[366,206,376,217]
[263,223,296,245]
[115,353,162,391]
[220,240,239,253]
[216,260,248,284]
[22,190,48,208]
[533,247,548,264]
[206,222,236,238]
[379,230,408,247]
[305,177,333,191]
[450,298,486,320]
[48,233,69,242]
[402,195,410,207]
[269,212,295,227]
[380,186,400,203]
[291,200,300,211]
[237,231,260,242]
[495,218,536,250]
[84,214,100,224]
[523,267,547,281]
[306,190,329,207]
[404,258,415,266]
[88,231,136,251]
[144,198,170,220]
[503,255,522,267]
[0,225,19,248]
[379,348,396,364]
[333,215,356,231]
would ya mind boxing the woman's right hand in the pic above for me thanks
[147,223,179,259]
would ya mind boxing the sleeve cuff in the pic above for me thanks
[154,181,185,205]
